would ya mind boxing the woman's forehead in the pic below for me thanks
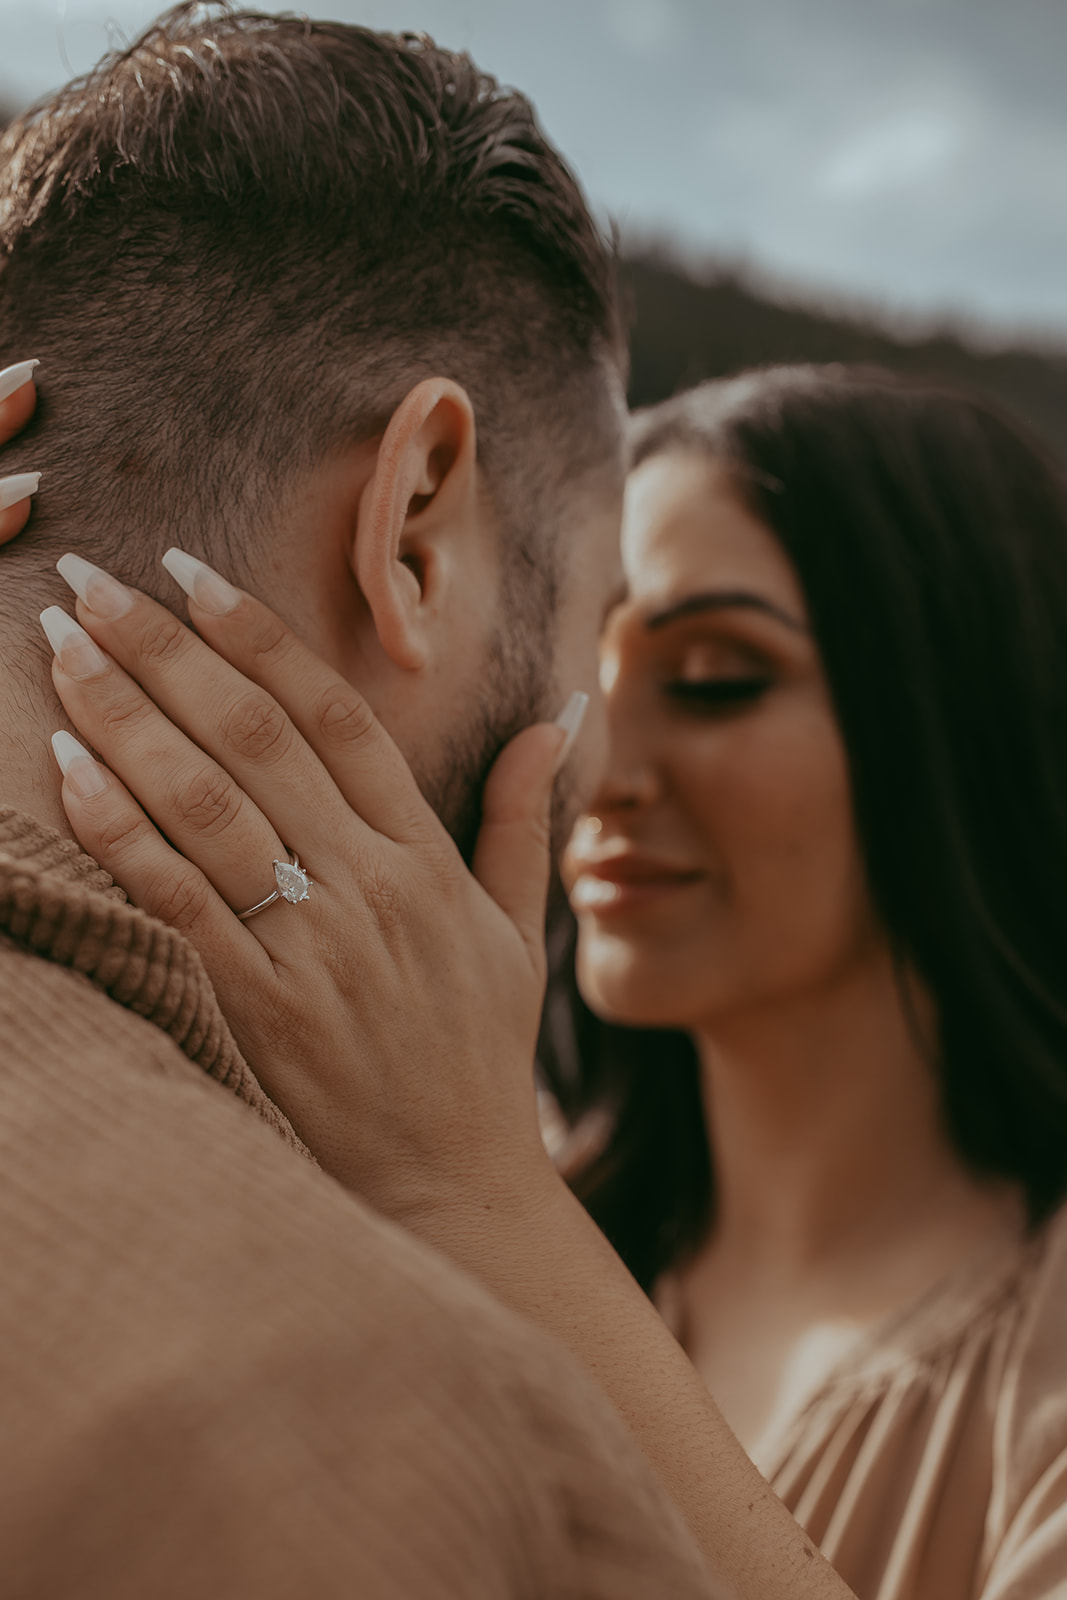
[621,452,807,621]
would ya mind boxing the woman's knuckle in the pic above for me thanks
[94,808,151,860]
[244,610,291,668]
[169,767,242,836]
[135,613,189,669]
[97,692,154,740]
[362,860,405,933]
[314,686,375,749]
[219,691,291,763]
[149,869,211,932]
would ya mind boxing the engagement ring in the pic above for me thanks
[235,851,313,921]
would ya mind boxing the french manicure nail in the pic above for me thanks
[553,690,590,774]
[50,730,108,800]
[55,553,133,619]
[40,606,109,681]
[161,547,241,616]
[0,471,41,511]
[0,359,39,404]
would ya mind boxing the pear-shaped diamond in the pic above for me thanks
[274,858,312,904]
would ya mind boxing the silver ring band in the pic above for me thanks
[236,850,313,921]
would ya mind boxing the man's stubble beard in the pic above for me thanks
[414,604,581,870]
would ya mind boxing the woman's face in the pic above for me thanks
[562,450,880,1032]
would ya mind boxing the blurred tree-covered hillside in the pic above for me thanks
[624,251,1067,466]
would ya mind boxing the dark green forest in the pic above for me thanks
[624,250,1067,465]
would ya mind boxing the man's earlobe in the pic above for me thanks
[349,378,477,673]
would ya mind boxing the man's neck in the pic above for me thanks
[0,656,79,841]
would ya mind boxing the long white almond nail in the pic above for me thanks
[56,553,133,619]
[50,730,108,800]
[162,548,241,616]
[0,359,39,404]
[40,606,109,681]
[0,471,41,511]
[553,690,590,774]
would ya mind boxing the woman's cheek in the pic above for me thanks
[722,713,873,979]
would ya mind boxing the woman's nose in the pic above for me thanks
[592,753,660,813]
[590,690,661,814]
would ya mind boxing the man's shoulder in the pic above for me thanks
[0,942,712,1599]
[0,933,551,1383]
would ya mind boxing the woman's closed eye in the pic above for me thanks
[662,675,772,711]
[657,635,774,712]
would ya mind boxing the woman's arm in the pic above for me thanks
[42,553,855,1600]
[404,1162,845,1600]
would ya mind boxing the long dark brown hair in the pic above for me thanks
[539,365,1067,1293]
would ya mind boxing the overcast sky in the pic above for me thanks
[3,0,1065,343]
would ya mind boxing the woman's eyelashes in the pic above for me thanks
[655,637,775,712]
[662,675,772,710]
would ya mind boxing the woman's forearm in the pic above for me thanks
[398,1163,857,1600]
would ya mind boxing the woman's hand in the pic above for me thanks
[42,548,581,1219]
[0,359,42,543]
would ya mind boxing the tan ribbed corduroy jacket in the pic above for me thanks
[0,808,712,1600]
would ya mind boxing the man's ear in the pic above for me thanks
[350,377,478,672]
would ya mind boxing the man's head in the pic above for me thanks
[0,4,626,849]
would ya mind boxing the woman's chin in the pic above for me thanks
[576,960,699,1032]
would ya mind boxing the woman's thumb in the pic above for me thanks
[471,693,588,963]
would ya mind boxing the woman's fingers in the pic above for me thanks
[56,550,436,857]
[0,473,40,545]
[159,549,437,847]
[42,605,295,920]
[471,695,587,970]
[471,723,561,973]
[53,554,371,871]
[0,359,39,444]
[49,730,275,997]
[0,360,41,547]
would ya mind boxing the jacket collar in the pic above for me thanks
[0,807,310,1157]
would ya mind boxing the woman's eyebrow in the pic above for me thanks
[643,590,809,634]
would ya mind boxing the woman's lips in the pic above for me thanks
[567,856,705,915]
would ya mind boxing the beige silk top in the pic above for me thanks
[669,1204,1067,1600]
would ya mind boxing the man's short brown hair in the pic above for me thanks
[0,3,625,615]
